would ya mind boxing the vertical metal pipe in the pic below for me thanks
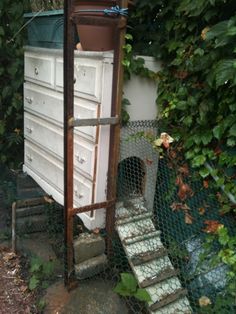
[12,201,16,253]
[64,0,76,289]
[106,0,128,254]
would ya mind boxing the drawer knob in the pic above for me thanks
[25,97,33,104]
[76,155,86,164]
[34,67,39,75]
[26,154,33,162]
[75,189,83,199]
[26,126,33,134]
[73,77,76,84]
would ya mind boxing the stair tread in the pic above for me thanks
[149,288,188,312]
[133,256,174,284]
[146,277,184,307]
[116,212,152,225]
[117,218,155,240]
[126,236,164,259]
[140,268,179,288]
[151,296,191,314]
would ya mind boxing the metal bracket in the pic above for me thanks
[70,116,119,127]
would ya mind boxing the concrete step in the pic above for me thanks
[75,254,108,280]
[16,214,47,234]
[74,233,105,264]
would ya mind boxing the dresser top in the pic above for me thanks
[24,46,114,60]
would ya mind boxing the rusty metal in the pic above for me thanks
[106,0,128,255]
[70,116,119,127]
[64,0,77,289]
[64,0,128,289]
[149,288,188,312]
[72,199,116,215]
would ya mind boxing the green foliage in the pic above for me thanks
[128,0,236,308]
[114,272,151,302]
[0,0,29,168]
[29,256,55,291]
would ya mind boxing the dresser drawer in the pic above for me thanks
[55,57,102,102]
[24,140,63,193]
[24,83,63,125]
[25,52,55,88]
[24,112,63,158]
[24,141,93,207]
[74,97,98,142]
[74,135,96,179]
[24,112,96,179]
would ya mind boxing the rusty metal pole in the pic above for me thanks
[64,0,76,289]
[106,0,128,255]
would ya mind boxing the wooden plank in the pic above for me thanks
[131,248,168,266]
[140,268,179,288]
[149,288,188,312]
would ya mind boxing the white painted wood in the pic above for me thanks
[24,140,93,208]
[23,47,113,230]
[24,82,63,126]
[55,56,103,102]
[24,52,55,88]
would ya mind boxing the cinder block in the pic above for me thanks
[73,233,105,264]
[75,254,108,280]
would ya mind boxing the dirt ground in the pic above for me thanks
[0,246,38,314]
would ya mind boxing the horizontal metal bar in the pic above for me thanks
[70,116,119,127]
[72,199,116,215]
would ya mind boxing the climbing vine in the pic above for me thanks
[0,0,30,168]
[128,0,236,203]
[126,0,236,308]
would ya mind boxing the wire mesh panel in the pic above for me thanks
[1,120,235,313]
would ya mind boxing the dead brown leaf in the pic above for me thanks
[203,180,209,189]
[178,164,189,176]
[198,207,206,215]
[203,220,223,234]
[170,202,190,211]
[185,212,193,224]
[93,228,100,235]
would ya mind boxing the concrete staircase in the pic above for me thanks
[116,198,192,314]
[74,233,108,280]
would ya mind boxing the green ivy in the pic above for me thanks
[0,0,29,169]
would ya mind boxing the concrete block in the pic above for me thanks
[73,233,105,264]
[16,214,47,234]
[75,254,108,280]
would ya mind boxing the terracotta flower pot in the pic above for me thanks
[73,0,118,51]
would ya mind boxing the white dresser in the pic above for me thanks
[23,47,113,230]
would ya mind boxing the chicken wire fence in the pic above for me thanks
[0,120,235,313]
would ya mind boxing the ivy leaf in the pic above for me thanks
[229,124,236,136]
[29,275,40,291]
[134,289,152,302]
[113,282,131,297]
[214,59,236,88]
[192,155,206,167]
[121,273,138,293]
[213,125,224,140]
[199,168,210,178]
[227,138,236,147]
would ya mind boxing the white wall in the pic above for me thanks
[123,56,161,121]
